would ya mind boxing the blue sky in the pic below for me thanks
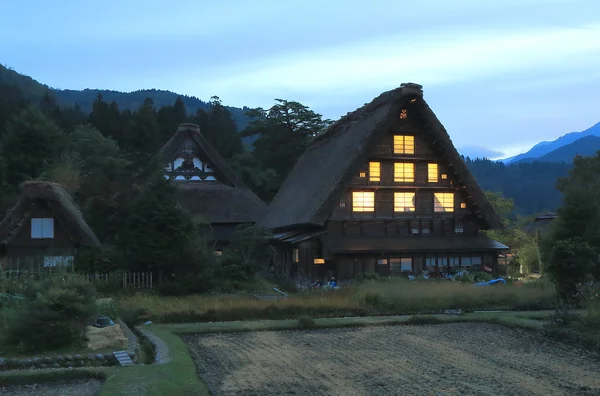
[2,0,600,159]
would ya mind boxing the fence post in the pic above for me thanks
[150,272,153,289]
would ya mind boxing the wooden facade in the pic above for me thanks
[264,83,508,282]
[0,181,101,269]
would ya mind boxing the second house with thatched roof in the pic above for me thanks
[159,123,267,249]
[0,181,101,269]
[261,83,508,282]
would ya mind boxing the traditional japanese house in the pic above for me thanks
[159,123,267,248]
[525,212,558,237]
[0,181,101,269]
[262,83,508,281]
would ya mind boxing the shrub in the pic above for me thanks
[1,274,97,353]
[354,272,382,283]
[363,291,383,307]
[297,316,316,329]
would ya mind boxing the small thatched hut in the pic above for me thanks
[0,181,100,268]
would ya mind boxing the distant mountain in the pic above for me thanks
[517,135,600,164]
[457,145,504,160]
[0,64,254,131]
[502,121,600,164]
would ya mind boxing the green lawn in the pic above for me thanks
[0,310,556,396]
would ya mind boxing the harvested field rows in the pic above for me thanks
[185,323,600,396]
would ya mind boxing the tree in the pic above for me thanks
[123,98,161,165]
[544,238,597,300]
[115,174,197,280]
[157,96,189,145]
[241,99,333,191]
[0,106,66,187]
[219,224,274,281]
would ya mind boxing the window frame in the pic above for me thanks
[394,192,416,212]
[369,162,381,182]
[427,163,438,183]
[433,192,454,212]
[394,162,415,183]
[31,218,54,239]
[393,135,415,155]
[352,191,375,212]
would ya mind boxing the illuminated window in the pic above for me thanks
[292,249,299,263]
[390,258,412,273]
[359,171,366,178]
[377,259,388,265]
[214,250,222,256]
[314,258,325,264]
[352,191,375,212]
[393,135,414,154]
[441,173,448,179]
[460,202,467,209]
[394,192,415,212]
[409,98,417,103]
[339,202,346,208]
[434,192,454,212]
[400,109,408,119]
[410,227,419,235]
[454,223,464,234]
[369,162,381,182]
[428,163,438,183]
[394,163,414,182]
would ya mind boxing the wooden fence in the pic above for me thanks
[84,272,153,289]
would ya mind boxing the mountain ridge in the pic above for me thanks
[502,121,600,164]
[0,64,254,130]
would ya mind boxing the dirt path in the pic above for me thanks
[184,323,600,396]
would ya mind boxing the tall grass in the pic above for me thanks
[118,278,556,323]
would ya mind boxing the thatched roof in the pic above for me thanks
[158,123,267,223]
[0,181,101,246]
[261,83,503,230]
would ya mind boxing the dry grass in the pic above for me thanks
[119,279,556,323]
[184,323,600,396]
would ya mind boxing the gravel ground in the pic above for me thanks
[184,323,600,396]
[0,379,103,396]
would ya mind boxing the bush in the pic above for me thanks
[1,274,97,353]
[354,272,382,283]
[297,316,316,329]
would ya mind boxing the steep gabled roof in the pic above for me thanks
[158,123,267,223]
[0,181,101,246]
[261,83,503,230]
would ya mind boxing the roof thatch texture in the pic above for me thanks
[261,83,503,230]
[158,123,267,223]
[0,181,101,246]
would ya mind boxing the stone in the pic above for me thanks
[87,353,96,361]
[20,359,33,368]
[52,363,61,369]
[43,356,53,364]
[74,354,83,360]
[95,353,104,360]
[33,357,43,366]
[0,358,5,368]
[64,355,74,361]
[56,355,65,362]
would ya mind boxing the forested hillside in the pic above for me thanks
[0,63,576,222]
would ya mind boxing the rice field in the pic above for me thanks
[184,323,600,396]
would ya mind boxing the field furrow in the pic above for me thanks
[184,323,600,396]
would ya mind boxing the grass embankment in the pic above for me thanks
[0,311,552,395]
[119,279,555,323]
